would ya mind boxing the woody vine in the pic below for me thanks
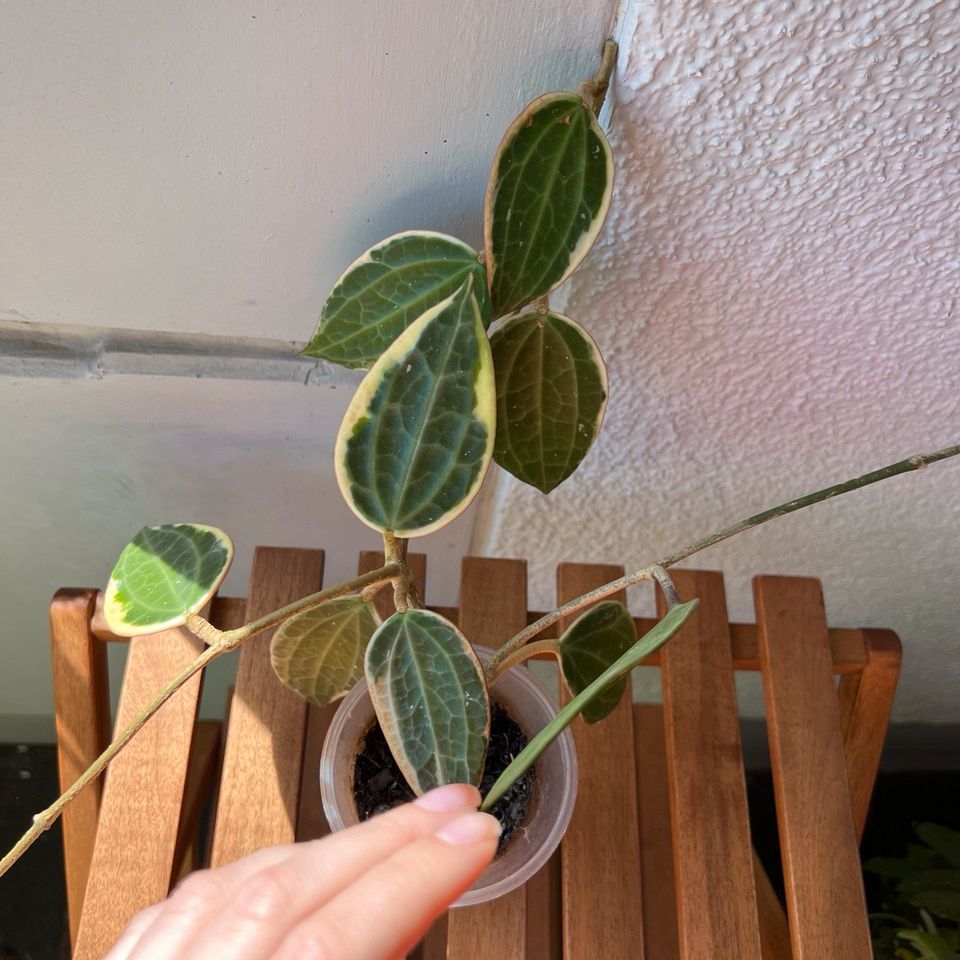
[1,40,957,876]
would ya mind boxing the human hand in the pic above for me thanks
[106,783,499,960]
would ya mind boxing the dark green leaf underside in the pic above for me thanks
[105,523,232,633]
[482,599,699,810]
[491,311,606,493]
[365,609,490,793]
[336,279,495,537]
[271,596,380,707]
[304,232,490,369]
[559,601,637,723]
[486,93,612,316]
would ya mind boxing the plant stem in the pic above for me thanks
[586,38,618,116]
[485,443,960,681]
[0,562,400,879]
[489,638,559,684]
[384,533,419,612]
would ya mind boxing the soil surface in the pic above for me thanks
[353,701,535,856]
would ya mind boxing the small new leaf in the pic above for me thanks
[104,523,234,637]
[271,596,380,707]
[558,601,636,723]
[491,311,607,493]
[485,92,613,316]
[482,599,698,811]
[365,609,490,795]
[303,231,491,369]
[335,277,495,538]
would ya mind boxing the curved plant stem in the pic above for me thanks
[0,562,400,879]
[489,638,559,684]
[485,443,960,681]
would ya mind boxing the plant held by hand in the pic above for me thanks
[1,40,957,878]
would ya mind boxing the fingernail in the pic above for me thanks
[414,783,481,813]
[433,812,502,845]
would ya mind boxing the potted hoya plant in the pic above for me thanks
[0,42,956,901]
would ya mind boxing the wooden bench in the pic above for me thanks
[50,550,900,958]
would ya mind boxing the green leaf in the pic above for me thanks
[270,596,380,707]
[917,824,960,868]
[365,608,490,794]
[558,601,635,723]
[104,523,234,636]
[896,928,958,960]
[335,277,495,537]
[491,311,607,493]
[482,599,698,811]
[910,892,960,924]
[484,92,613,316]
[866,857,915,879]
[900,870,960,899]
[303,231,491,369]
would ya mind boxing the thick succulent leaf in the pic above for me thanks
[303,231,491,369]
[270,596,380,707]
[365,608,490,794]
[482,599,698,811]
[558,601,636,723]
[484,92,613,316]
[491,311,607,493]
[335,278,495,538]
[104,523,234,637]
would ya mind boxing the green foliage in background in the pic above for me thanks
[866,823,960,959]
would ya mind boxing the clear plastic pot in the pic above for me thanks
[319,646,578,907]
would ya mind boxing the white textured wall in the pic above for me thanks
[475,0,960,721]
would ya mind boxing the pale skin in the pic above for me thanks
[104,784,498,960]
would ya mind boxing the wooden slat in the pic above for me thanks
[837,628,901,839]
[755,576,871,960]
[74,624,205,959]
[659,570,762,960]
[210,547,324,865]
[753,852,793,960]
[50,588,112,950]
[633,703,680,960]
[172,720,222,879]
[93,593,869,673]
[445,557,530,960]
[558,562,644,960]
[525,853,562,960]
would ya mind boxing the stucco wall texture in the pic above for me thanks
[476,0,960,721]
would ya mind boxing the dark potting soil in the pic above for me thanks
[352,702,535,856]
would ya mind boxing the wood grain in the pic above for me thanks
[558,562,644,960]
[172,719,222,879]
[837,628,901,839]
[659,570,762,960]
[50,588,112,950]
[210,547,324,865]
[754,575,871,960]
[74,623,205,959]
[445,557,529,960]
[633,703,680,960]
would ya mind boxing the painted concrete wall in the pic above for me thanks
[474,0,960,721]
[0,0,617,738]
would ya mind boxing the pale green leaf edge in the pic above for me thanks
[483,92,614,316]
[365,609,491,795]
[334,282,496,538]
[302,229,489,368]
[270,596,382,707]
[481,599,699,810]
[103,523,235,637]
